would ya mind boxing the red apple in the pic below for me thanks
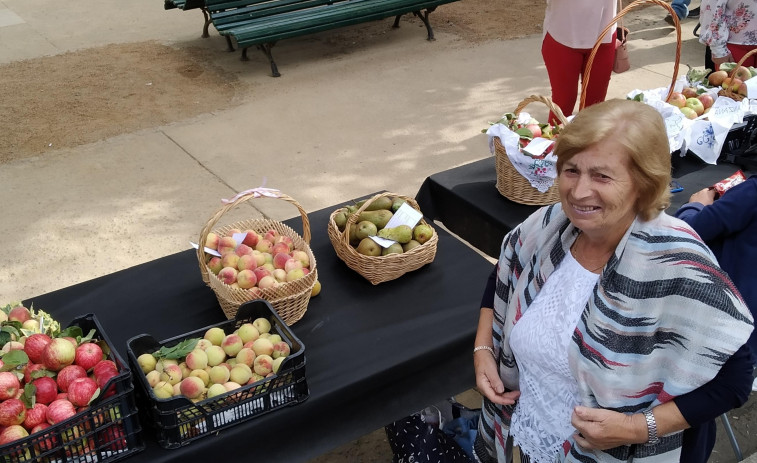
[46,399,77,425]
[734,66,752,81]
[24,333,52,364]
[667,91,686,108]
[23,363,49,384]
[526,123,542,138]
[682,87,698,98]
[42,338,76,371]
[7,305,31,323]
[93,360,119,397]
[0,399,26,427]
[30,423,56,451]
[0,372,20,401]
[0,424,28,445]
[33,376,59,405]
[722,77,743,92]
[57,364,88,392]
[99,424,127,451]
[68,377,99,407]
[22,403,48,431]
[74,343,103,372]
[697,93,715,110]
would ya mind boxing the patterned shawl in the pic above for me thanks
[474,203,753,463]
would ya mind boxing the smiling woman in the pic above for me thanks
[473,99,755,463]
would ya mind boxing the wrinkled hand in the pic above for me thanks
[689,187,717,206]
[474,351,520,406]
[571,406,646,450]
[714,54,735,71]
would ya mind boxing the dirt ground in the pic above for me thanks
[1,0,754,461]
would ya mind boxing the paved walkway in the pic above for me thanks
[1,1,753,461]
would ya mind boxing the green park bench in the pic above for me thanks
[164,0,213,38]
[205,0,460,76]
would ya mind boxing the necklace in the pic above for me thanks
[570,233,612,273]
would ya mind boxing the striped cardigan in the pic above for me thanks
[475,203,753,463]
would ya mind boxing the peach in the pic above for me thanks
[249,372,265,384]
[236,270,258,289]
[220,253,240,269]
[190,369,210,387]
[137,354,157,374]
[207,256,223,275]
[274,235,294,251]
[272,356,285,373]
[237,323,259,344]
[272,341,290,359]
[209,365,230,384]
[284,258,303,273]
[205,232,220,251]
[221,334,244,357]
[235,348,256,367]
[196,339,213,350]
[225,228,242,236]
[252,267,271,282]
[251,338,274,357]
[235,244,254,257]
[237,255,258,272]
[253,318,272,335]
[204,327,226,346]
[257,275,277,289]
[205,345,226,367]
[286,268,305,282]
[291,250,310,268]
[255,239,273,253]
[160,364,183,385]
[155,358,178,373]
[185,349,208,370]
[273,252,291,270]
[271,242,290,257]
[268,334,282,344]
[272,269,287,283]
[217,236,237,255]
[263,230,278,243]
[217,267,238,285]
[179,376,205,399]
[223,382,242,392]
[152,381,174,399]
[253,355,274,376]
[207,383,227,399]
[251,250,267,267]
[145,370,161,387]
[229,365,252,385]
[241,230,259,248]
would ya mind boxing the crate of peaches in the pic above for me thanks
[126,299,308,449]
[0,303,143,463]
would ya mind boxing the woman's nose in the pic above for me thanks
[572,175,592,199]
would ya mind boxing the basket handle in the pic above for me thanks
[581,0,682,110]
[197,188,311,280]
[340,192,422,246]
[514,94,569,126]
[727,48,757,79]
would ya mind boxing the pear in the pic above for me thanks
[333,209,348,231]
[412,224,434,244]
[377,225,412,244]
[358,210,393,229]
[349,224,360,246]
[382,243,404,256]
[391,198,406,212]
[356,238,381,256]
[355,221,378,240]
[402,240,422,252]
[356,196,393,211]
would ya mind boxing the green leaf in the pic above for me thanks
[0,349,29,370]
[515,128,533,139]
[152,338,200,360]
[0,332,10,347]
[22,383,36,409]
[30,368,55,380]
[58,326,83,340]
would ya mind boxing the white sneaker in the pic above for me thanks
[753,377,757,392]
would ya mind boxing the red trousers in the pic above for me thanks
[727,43,757,67]
[541,32,616,122]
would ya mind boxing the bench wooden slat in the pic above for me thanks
[211,0,345,30]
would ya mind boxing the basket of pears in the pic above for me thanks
[327,192,438,285]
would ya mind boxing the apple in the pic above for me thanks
[722,77,743,92]
[0,399,26,426]
[709,70,728,86]
[75,342,104,371]
[179,376,205,399]
[23,403,49,431]
[682,87,698,99]
[738,82,749,97]
[98,424,127,452]
[1,341,24,354]
[0,372,20,401]
[24,333,52,365]
[685,97,705,116]
[22,319,40,332]
[0,424,29,445]
[46,399,77,425]
[666,91,686,108]
[8,305,31,323]
[236,269,258,289]
[92,360,119,396]
[221,334,244,357]
[43,338,76,371]
[525,123,541,138]
[137,353,157,373]
[23,363,48,384]
[680,106,698,120]
[697,93,715,110]
[33,377,59,405]
[217,267,238,285]
[57,364,88,392]
[734,66,752,81]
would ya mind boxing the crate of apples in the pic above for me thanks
[0,303,143,462]
[126,299,308,449]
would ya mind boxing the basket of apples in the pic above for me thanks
[486,95,567,205]
[714,49,757,102]
[126,299,307,449]
[0,303,143,462]
[197,187,318,326]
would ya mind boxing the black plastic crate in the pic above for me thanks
[0,314,144,463]
[126,299,308,449]
[720,114,757,170]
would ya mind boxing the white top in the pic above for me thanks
[508,250,600,463]
[544,0,618,49]
[699,0,757,59]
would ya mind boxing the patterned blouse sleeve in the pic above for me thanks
[699,0,732,59]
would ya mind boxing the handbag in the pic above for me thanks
[613,0,631,73]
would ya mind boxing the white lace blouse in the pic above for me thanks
[508,250,600,462]
[544,0,617,49]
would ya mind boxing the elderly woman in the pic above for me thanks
[473,99,754,462]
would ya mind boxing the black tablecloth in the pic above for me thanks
[416,155,748,258]
[24,197,493,462]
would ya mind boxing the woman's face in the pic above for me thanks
[558,137,639,241]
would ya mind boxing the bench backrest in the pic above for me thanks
[206,0,353,29]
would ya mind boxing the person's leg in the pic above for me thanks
[542,32,583,120]
[670,0,691,19]
[579,32,616,110]
[727,43,757,67]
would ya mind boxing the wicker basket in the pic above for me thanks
[493,95,567,206]
[718,48,757,102]
[327,192,438,285]
[197,189,317,325]
[582,0,682,109]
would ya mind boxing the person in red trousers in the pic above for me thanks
[541,0,617,122]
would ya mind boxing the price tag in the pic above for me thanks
[189,242,221,257]
[522,138,555,157]
[371,203,423,248]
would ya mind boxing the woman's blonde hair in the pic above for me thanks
[554,99,671,221]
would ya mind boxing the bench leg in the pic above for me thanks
[413,7,437,41]
[225,36,236,52]
[392,15,401,29]
[201,7,211,38]
[252,43,281,77]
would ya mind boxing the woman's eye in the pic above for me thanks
[563,168,578,175]
[593,173,611,181]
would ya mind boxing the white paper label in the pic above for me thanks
[371,203,423,248]
[522,138,555,157]
[189,242,221,257]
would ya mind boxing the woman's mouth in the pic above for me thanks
[572,204,600,214]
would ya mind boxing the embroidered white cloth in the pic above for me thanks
[509,251,600,463]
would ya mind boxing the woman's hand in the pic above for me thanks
[571,406,647,450]
[689,187,717,206]
[474,350,520,406]
[714,54,735,71]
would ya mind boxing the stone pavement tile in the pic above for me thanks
[0,8,24,27]
[0,130,263,302]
